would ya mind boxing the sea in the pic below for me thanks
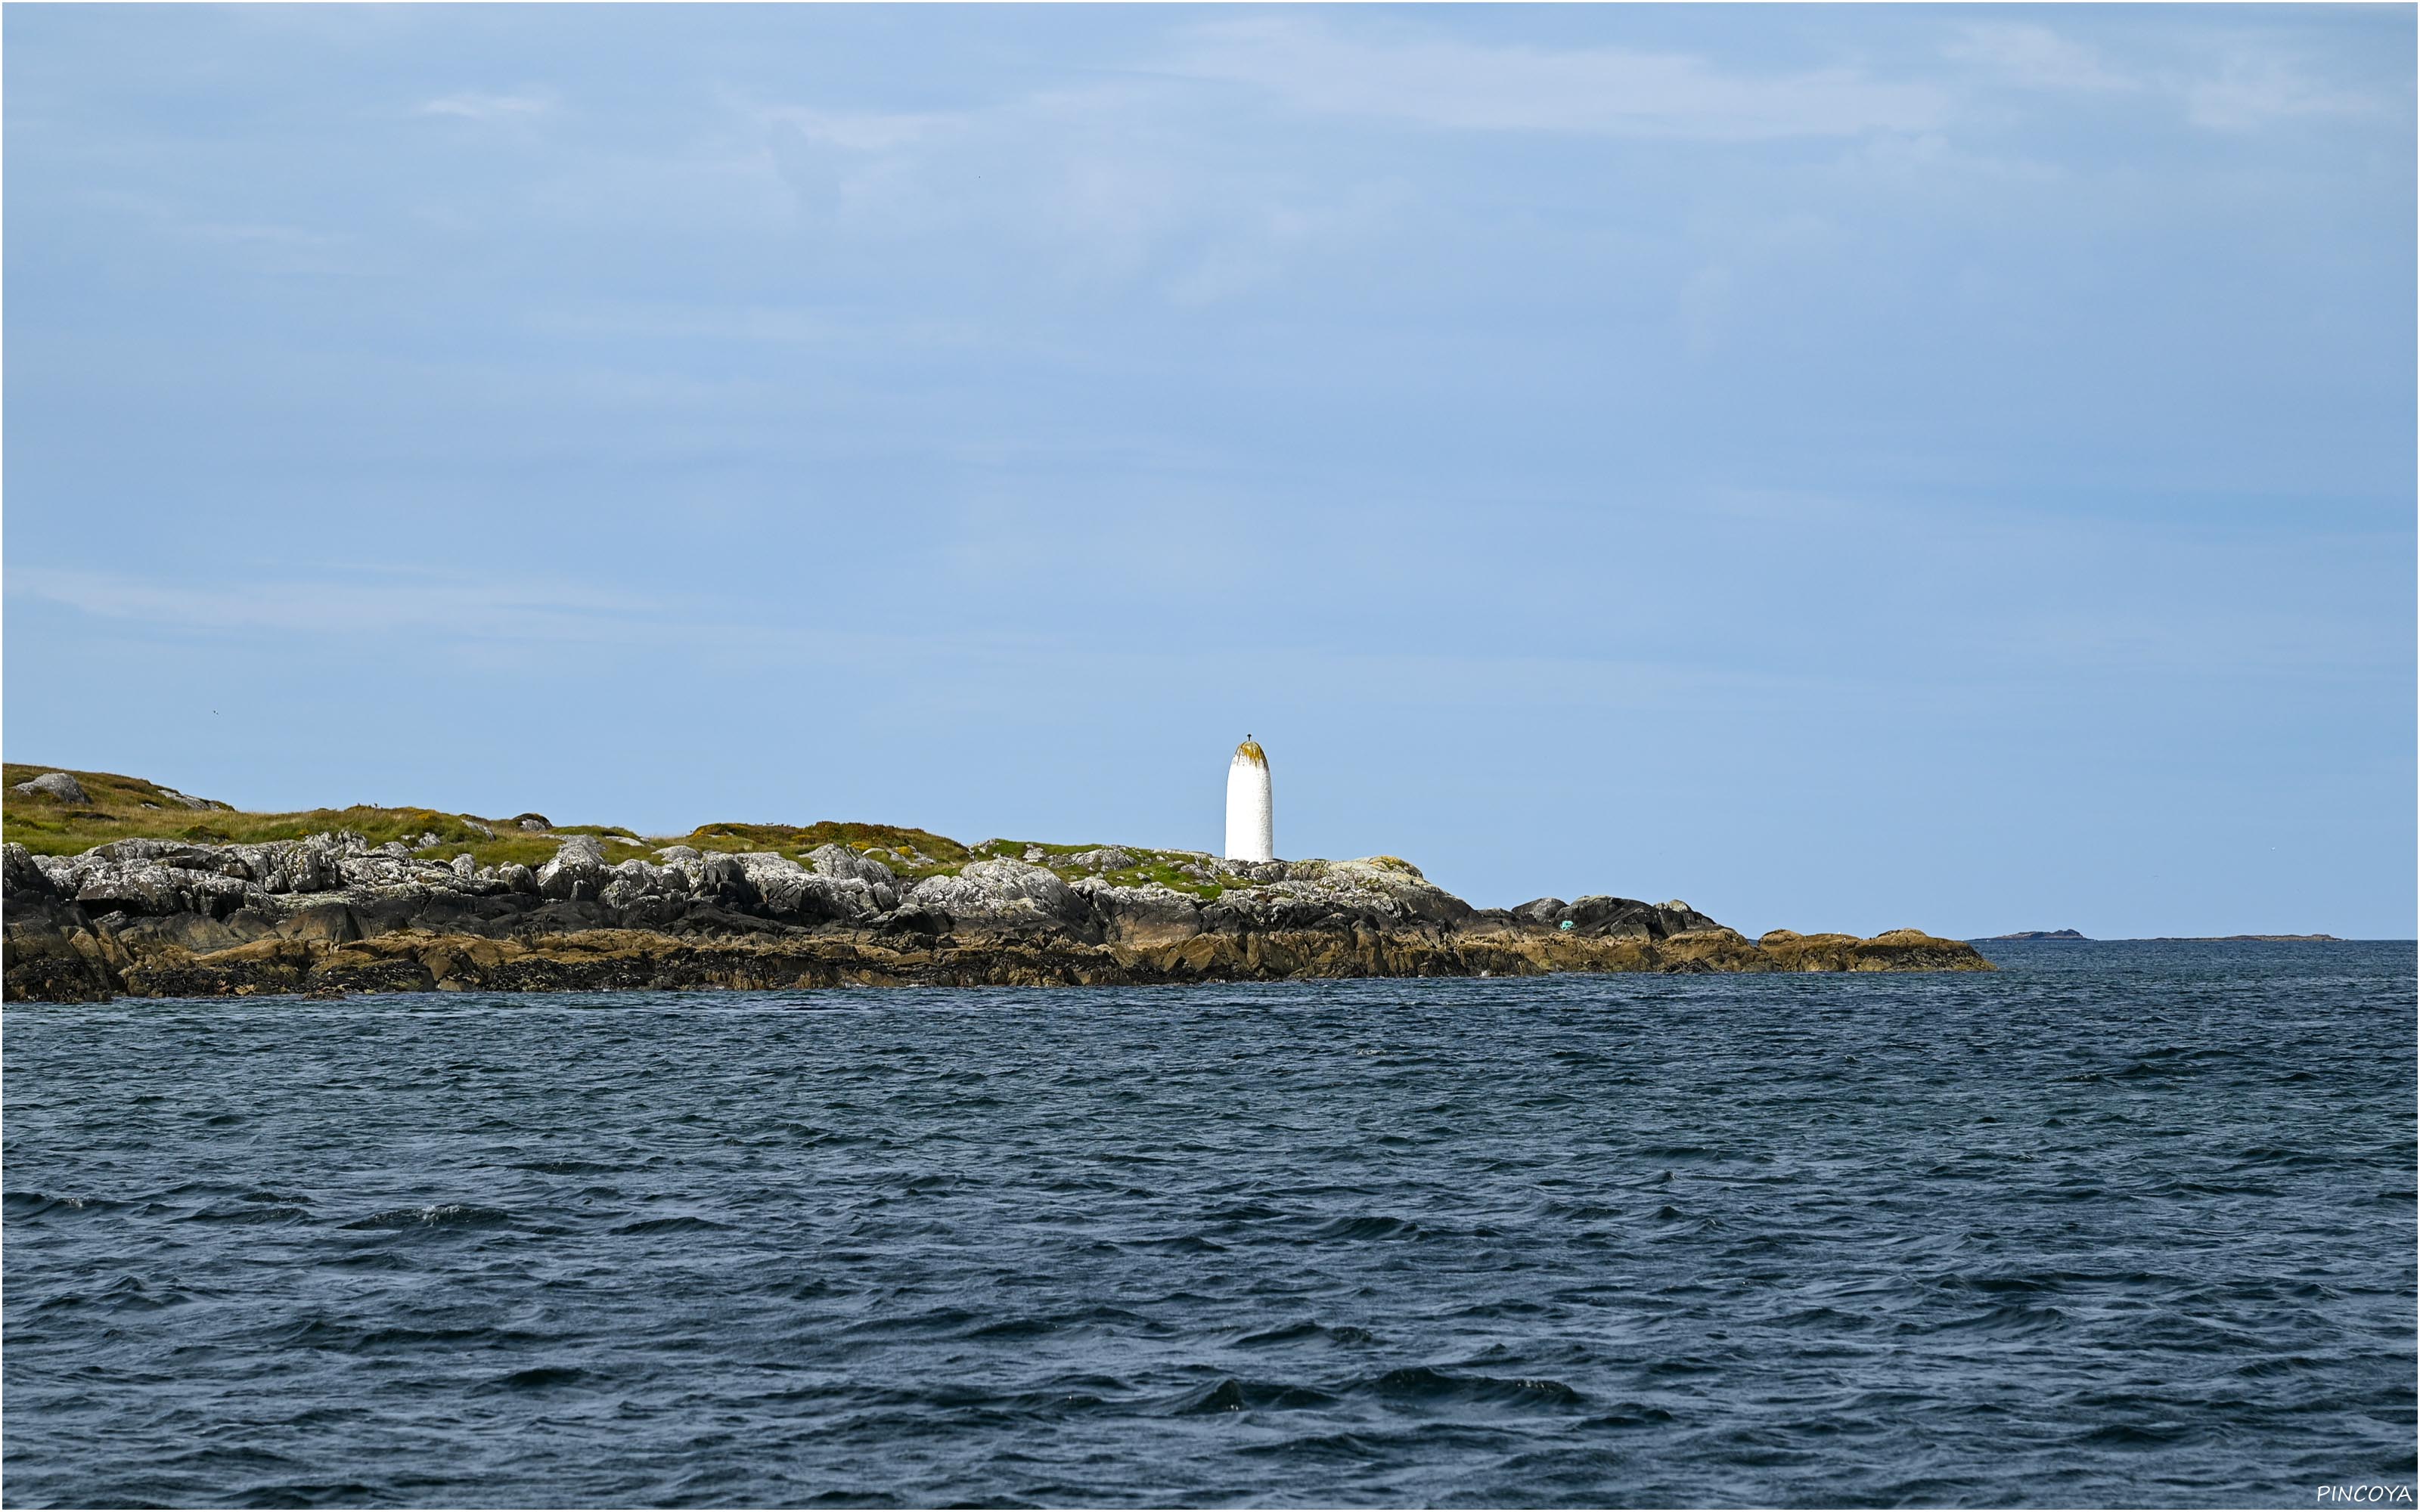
[4,940,2412,1508]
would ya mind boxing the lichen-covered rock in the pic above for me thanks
[805,844,895,886]
[12,772,88,804]
[910,859,1081,929]
[0,826,1993,1001]
[74,861,250,919]
[535,835,608,903]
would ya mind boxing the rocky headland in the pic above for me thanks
[2,767,1991,1002]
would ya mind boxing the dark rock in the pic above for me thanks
[2,844,57,900]
[694,854,760,911]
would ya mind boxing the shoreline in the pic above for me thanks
[4,840,1991,1005]
[2,766,1993,1002]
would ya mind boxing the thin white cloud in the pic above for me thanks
[753,104,952,153]
[79,190,352,272]
[1944,23,2139,93]
[418,89,554,122]
[2181,49,2384,131]
[1168,17,1950,140]
[743,81,1402,303]
[1941,20,2389,133]
[10,567,641,645]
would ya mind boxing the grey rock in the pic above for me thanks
[805,844,895,886]
[75,862,249,919]
[1072,875,1201,943]
[908,858,1081,929]
[600,859,679,912]
[731,851,889,925]
[31,854,88,894]
[1063,847,1134,874]
[733,853,809,917]
[12,772,88,804]
[535,835,608,903]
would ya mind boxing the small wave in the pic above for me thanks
[2074,1420,2200,1448]
[230,1480,389,1507]
[479,1365,588,1393]
[1203,1202,1286,1222]
[1305,1215,1419,1241]
[1922,1303,2069,1337]
[842,1306,985,1339]
[610,1215,729,1235]
[967,1315,1065,1341]
[1637,1145,1720,1161]
[1167,1377,1339,1414]
[1582,1402,1678,1429]
[1356,1365,1585,1408]
[2236,1355,2323,1378]
[1235,1319,1378,1349]
[1643,1357,1723,1377]
[184,1203,311,1226]
[340,1204,512,1231]
[4,1191,118,1218]
[101,1275,189,1313]
[1234,1430,1391,1462]
[1547,1201,1624,1219]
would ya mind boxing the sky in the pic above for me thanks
[5,5,2412,938]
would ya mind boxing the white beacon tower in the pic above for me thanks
[1225,735,1274,863]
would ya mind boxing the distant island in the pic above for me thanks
[1980,929,2344,943]
[2,765,1993,1002]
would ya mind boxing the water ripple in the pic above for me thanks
[3,940,2412,1507]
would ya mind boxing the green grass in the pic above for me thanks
[961,837,1259,900]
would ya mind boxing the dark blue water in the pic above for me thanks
[5,942,2412,1507]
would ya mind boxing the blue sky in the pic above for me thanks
[5,5,2412,937]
